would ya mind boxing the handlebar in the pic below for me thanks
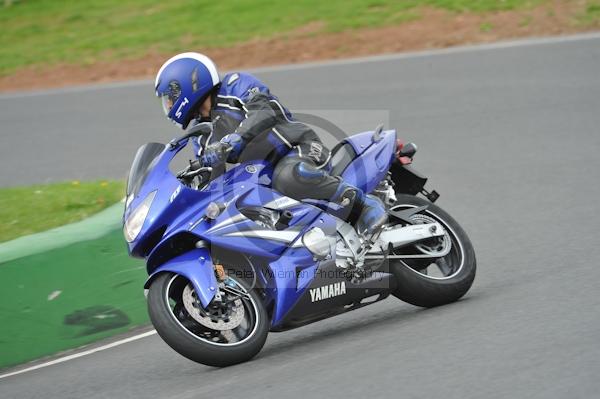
[177,166,213,179]
[176,164,213,188]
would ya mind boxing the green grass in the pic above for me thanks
[578,1,600,25]
[0,0,543,76]
[0,180,125,242]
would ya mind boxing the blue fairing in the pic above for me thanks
[340,129,396,193]
[126,127,397,327]
[192,187,322,259]
[267,211,337,325]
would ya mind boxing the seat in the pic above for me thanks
[329,142,356,176]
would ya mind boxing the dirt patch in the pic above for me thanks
[1,1,597,93]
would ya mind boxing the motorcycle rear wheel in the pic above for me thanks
[388,194,476,307]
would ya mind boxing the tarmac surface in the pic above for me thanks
[1,34,599,398]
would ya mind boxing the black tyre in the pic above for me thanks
[389,194,476,307]
[147,272,269,367]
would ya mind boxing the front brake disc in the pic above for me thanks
[182,284,245,331]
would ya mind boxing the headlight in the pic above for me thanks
[302,227,330,260]
[125,193,134,209]
[124,191,156,242]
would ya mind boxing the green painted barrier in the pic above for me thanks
[0,203,149,370]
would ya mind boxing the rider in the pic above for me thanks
[154,52,386,236]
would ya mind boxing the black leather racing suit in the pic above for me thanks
[192,72,347,206]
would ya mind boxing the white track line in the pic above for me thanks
[1,32,600,99]
[0,330,157,380]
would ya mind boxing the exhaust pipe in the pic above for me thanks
[372,222,445,251]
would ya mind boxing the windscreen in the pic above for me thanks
[126,143,166,196]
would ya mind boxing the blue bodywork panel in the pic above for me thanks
[126,128,397,327]
[340,129,397,193]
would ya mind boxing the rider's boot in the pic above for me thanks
[333,183,387,237]
[356,193,388,237]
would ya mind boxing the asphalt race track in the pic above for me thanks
[1,34,600,398]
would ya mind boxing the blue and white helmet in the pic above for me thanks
[155,52,220,129]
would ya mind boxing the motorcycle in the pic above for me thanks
[123,124,476,367]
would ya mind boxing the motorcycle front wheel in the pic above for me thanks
[388,194,477,308]
[147,272,269,367]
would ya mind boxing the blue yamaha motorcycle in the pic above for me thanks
[123,125,476,367]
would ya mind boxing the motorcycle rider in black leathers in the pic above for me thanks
[155,53,386,236]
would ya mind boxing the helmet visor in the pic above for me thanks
[158,80,181,116]
[160,94,174,116]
